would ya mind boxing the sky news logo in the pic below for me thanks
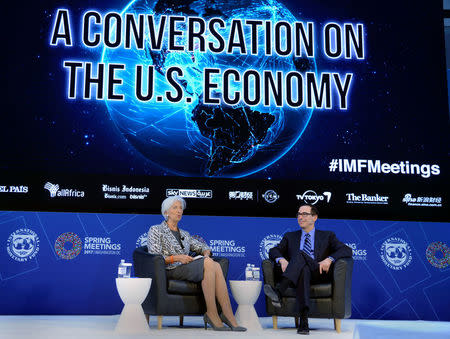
[166,188,212,199]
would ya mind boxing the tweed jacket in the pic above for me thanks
[147,221,211,269]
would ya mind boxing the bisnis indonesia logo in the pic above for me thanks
[7,228,40,262]
[380,237,412,270]
[259,234,283,259]
[44,182,85,198]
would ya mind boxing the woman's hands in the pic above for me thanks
[174,254,193,264]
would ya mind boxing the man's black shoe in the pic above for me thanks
[297,312,309,335]
[263,284,282,308]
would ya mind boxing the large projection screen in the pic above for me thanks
[2,0,448,221]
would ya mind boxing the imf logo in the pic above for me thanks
[7,228,40,262]
[380,237,412,270]
[259,234,283,260]
[136,232,148,248]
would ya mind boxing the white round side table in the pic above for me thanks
[115,277,152,334]
[229,280,262,331]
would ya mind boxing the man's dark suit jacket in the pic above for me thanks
[269,228,352,284]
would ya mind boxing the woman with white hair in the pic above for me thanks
[147,196,246,332]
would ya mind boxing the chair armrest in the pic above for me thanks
[262,259,276,287]
[133,247,167,293]
[332,257,353,318]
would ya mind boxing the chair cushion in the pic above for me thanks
[167,279,202,295]
[282,283,332,298]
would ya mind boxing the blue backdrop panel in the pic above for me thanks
[0,211,449,320]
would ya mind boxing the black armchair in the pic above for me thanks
[133,246,229,329]
[262,257,353,333]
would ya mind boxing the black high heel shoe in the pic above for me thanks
[220,313,247,332]
[203,313,231,331]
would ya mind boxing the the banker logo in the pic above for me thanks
[229,191,254,200]
[346,193,389,205]
[259,234,283,260]
[380,237,412,270]
[426,242,449,269]
[136,232,148,248]
[44,182,85,198]
[297,190,331,205]
[7,228,40,262]
[55,232,82,260]
[166,189,212,199]
[262,190,279,203]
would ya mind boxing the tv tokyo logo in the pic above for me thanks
[7,228,40,262]
[380,237,412,270]
[259,234,283,260]
[55,232,82,260]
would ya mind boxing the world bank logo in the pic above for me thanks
[259,234,283,260]
[380,237,412,270]
[426,242,449,269]
[7,228,40,262]
[55,232,82,260]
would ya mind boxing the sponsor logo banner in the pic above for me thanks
[102,184,149,200]
[166,188,212,199]
[0,185,29,194]
[402,193,442,207]
[346,193,389,205]
[380,237,412,270]
[228,191,254,200]
[296,190,331,205]
[44,182,85,198]
[262,190,279,203]
[7,228,40,262]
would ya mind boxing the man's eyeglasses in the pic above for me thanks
[297,212,314,217]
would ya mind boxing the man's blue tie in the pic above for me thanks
[304,233,313,258]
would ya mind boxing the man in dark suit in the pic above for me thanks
[263,204,352,335]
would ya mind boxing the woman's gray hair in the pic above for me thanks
[161,196,186,220]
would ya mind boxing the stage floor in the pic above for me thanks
[0,315,449,339]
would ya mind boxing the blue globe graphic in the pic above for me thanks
[102,0,316,177]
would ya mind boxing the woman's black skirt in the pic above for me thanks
[166,257,205,282]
